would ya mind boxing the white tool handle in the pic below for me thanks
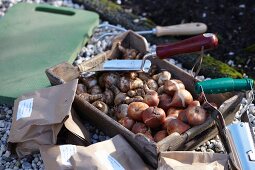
[155,22,207,36]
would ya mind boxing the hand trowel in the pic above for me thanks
[87,33,218,72]
[46,33,218,84]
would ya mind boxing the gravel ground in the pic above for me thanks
[1,0,254,169]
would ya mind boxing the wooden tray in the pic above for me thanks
[45,31,242,168]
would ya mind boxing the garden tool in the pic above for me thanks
[46,32,217,84]
[96,22,207,41]
[87,33,218,72]
[195,77,255,170]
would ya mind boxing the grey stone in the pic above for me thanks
[3,150,10,157]
[200,146,207,152]
[13,167,19,170]
[92,134,98,140]
[2,156,12,162]
[32,163,36,168]
[33,157,39,163]
[37,161,41,166]
[0,120,5,128]
[6,110,12,114]
[208,143,214,149]
[210,139,216,144]
[98,135,106,141]
[22,162,32,169]
[207,149,215,153]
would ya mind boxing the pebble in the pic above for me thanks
[92,134,99,140]
[239,4,246,8]
[3,150,11,157]
[228,52,235,56]
[206,149,215,153]
[98,135,106,141]
[22,162,32,169]
[200,146,207,152]
[208,143,214,149]
[0,121,5,128]
[227,60,235,66]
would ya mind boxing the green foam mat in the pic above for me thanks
[0,3,99,105]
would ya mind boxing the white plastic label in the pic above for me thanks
[16,98,33,120]
[59,145,77,166]
[95,150,125,170]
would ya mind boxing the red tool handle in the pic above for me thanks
[156,33,218,59]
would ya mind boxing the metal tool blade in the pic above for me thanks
[86,59,152,72]
[135,29,155,35]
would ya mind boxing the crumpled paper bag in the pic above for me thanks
[158,151,229,170]
[39,135,150,170]
[8,79,90,157]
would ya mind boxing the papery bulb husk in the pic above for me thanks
[157,85,165,95]
[162,116,176,129]
[164,79,185,96]
[186,105,207,126]
[118,117,135,130]
[177,110,188,123]
[131,122,148,134]
[127,102,149,121]
[118,76,131,92]
[147,79,158,91]
[79,93,103,103]
[81,76,97,89]
[92,101,108,114]
[115,104,129,120]
[125,96,143,105]
[89,85,102,95]
[127,72,138,80]
[158,93,172,112]
[154,130,168,142]
[102,88,114,105]
[166,108,183,118]
[99,72,120,88]
[130,78,143,90]
[143,131,154,142]
[143,90,159,107]
[166,119,191,135]
[142,107,166,128]
[158,71,171,85]
[169,89,193,108]
[189,100,201,107]
[76,84,87,95]
[138,72,151,81]
[114,93,129,106]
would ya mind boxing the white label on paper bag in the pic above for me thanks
[16,98,33,120]
[59,145,77,166]
[95,150,125,170]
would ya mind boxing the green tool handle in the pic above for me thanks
[195,78,254,94]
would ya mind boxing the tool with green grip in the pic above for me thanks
[195,78,254,94]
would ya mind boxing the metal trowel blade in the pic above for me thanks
[86,59,152,72]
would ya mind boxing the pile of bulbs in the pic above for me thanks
[76,46,213,143]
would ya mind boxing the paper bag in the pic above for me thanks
[158,151,229,170]
[8,79,90,157]
[40,135,150,170]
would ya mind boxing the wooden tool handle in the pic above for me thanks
[155,23,207,37]
[77,51,109,72]
[156,33,218,59]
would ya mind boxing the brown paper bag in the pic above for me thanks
[8,79,90,157]
[40,135,150,170]
[158,151,229,170]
